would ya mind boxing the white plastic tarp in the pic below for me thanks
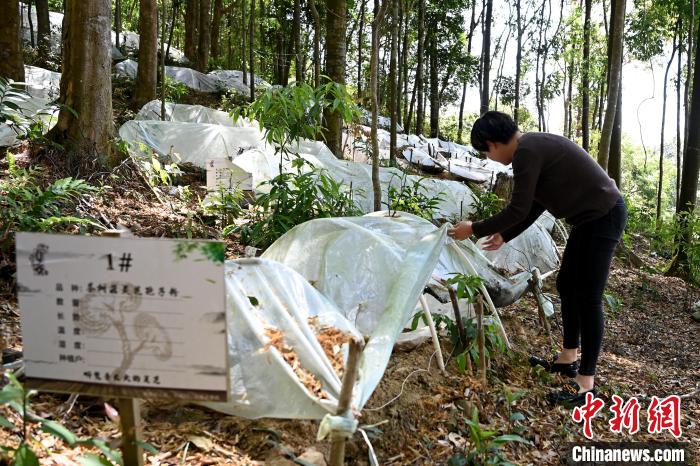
[115,59,221,93]
[0,66,60,147]
[135,100,247,127]
[208,69,271,94]
[206,217,447,419]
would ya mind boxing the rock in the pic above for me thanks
[395,327,432,351]
[297,448,327,466]
[692,301,700,322]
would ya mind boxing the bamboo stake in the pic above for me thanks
[419,295,446,375]
[476,296,487,385]
[446,287,468,351]
[528,268,551,335]
[329,339,364,466]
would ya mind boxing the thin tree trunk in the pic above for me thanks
[0,0,24,82]
[166,0,178,61]
[415,0,425,134]
[242,0,247,84]
[429,34,439,137]
[293,0,302,83]
[676,20,683,207]
[115,0,122,49]
[566,59,573,138]
[608,82,622,187]
[357,0,367,99]
[185,0,199,63]
[389,0,399,165]
[657,34,678,222]
[27,0,34,48]
[36,0,49,63]
[582,0,592,151]
[324,0,347,158]
[514,0,522,124]
[401,0,409,125]
[249,0,255,100]
[667,9,700,279]
[371,0,389,211]
[684,1,695,154]
[48,0,113,168]
[598,0,626,170]
[134,0,158,110]
[197,0,211,71]
[458,2,478,143]
[480,0,493,114]
[309,0,321,87]
[211,0,223,61]
[160,0,166,119]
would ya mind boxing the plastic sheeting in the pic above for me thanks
[121,103,560,274]
[208,69,271,95]
[205,217,447,419]
[115,59,221,93]
[0,66,60,147]
[135,100,246,127]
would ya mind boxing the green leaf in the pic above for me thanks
[14,444,40,466]
[509,412,526,423]
[135,440,159,455]
[0,385,23,404]
[40,419,78,445]
[0,415,15,429]
[77,454,114,466]
[492,434,531,445]
[447,454,468,466]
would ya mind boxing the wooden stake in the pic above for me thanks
[329,338,364,466]
[476,296,487,385]
[529,268,551,335]
[447,287,468,351]
[103,229,144,466]
[419,295,446,375]
[118,398,144,466]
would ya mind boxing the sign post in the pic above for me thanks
[15,231,229,464]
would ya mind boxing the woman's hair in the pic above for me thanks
[470,111,519,152]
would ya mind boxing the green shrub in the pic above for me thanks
[225,158,363,248]
[385,174,445,221]
[0,154,100,253]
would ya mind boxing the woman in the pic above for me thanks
[447,111,627,406]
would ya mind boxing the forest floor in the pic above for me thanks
[0,145,698,466]
[0,84,698,465]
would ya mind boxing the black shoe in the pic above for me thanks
[547,380,596,407]
[529,354,578,377]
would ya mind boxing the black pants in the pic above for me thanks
[556,197,627,376]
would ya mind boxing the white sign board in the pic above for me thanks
[206,157,253,192]
[16,233,228,401]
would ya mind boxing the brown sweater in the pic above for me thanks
[472,132,621,242]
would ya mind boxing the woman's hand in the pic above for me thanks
[481,233,505,251]
[447,221,473,241]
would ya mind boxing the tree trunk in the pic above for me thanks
[114,0,122,48]
[389,0,398,165]
[196,0,211,71]
[480,0,493,114]
[36,0,50,62]
[458,2,478,143]
[608,83,622,187]
[0,0,24,82]
[676,20,683,207]
[48,0,113,168]
[415,0,425,134]
[133,0,158,110]
[582,0,592,151]
[657,34,678,222]
[185,0,199,63]
[249,0,255,100]
[401,1,409,125]
[429,34,439,138]
[667,11,700,279]
[242,0,247,84]
[323,0,347,158]
[357,0,366,99]
[293,0,302,83]
[211,0,223,61]
[371,0,389,211]
[514,0,522,124]
[309,0,321,87]
[598,0,626,170]
[166,0,179,61]
[684,1,695,155]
